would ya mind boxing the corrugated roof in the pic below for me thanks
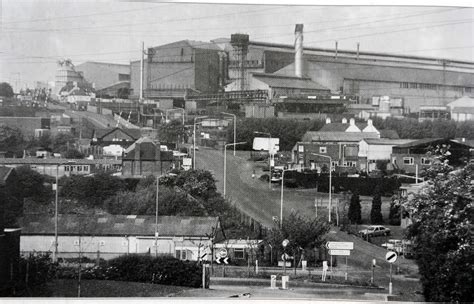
[19,214,219,237]
[393,138,445,148]
[0,158,121,165]
[186,40,221,51]
[252,73,330,91]
[452,107,474,114]
[302,131,379,142]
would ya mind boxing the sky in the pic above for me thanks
[0,0,473,91]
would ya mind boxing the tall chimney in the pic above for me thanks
[295,24,304,78]
[335,41,338,59]
[356,42,360,60]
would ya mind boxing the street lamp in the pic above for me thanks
[223,142,246,197]
[193,116,208,169]
[254,131,272,189]
[53,160,76,263]
[221,112,236,156]
[311,153,333,223]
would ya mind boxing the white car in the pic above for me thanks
[359,225,391,237]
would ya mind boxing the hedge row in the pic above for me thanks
[283,171,414,196]
[59,255,202,288]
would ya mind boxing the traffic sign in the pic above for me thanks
[215,248,228,259]
[329,249,351,256]
[385,251,398,263]
[326,242,354,250]
[216,257,229,264]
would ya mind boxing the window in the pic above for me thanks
[234,248,245,259]
[403,157,414,165]
[319,147,327,154]
[77,166,82,172]
[343,161,356,167]
[65,166,70,171]
[298,145,304,152]
[99,240,105,246]
[421,157,432,165]
[74,240,80,246]
[175,249,189,260]
[331,161,338,168]
[84,166,89,172]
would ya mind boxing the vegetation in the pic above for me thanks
[370,187,383,224]
[348,191,362,224]
[403,157,473,301]
[265,212,330,266]
[0,82,14,97]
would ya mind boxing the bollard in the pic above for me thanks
[256,260,259,274]
[389,282,393,295]
[281,275,289,289]
[302,260,307,272]
[270,275,277,289]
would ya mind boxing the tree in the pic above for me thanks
[404,162,473,302]
[388,194,401,225]
[16,166,53,204]
[52,132,76,153]
[266,212,330,266]
[0,125,25,154]
[370,187,383,224]
[0,82,14,97]
[348,191,362,224]
[158,120,186,144]
[64,148,85,159]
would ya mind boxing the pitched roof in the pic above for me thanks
[362,138,415,146]
[252,73,330,91]
[19,214,219,237]
[185,40,221,51]
[451,107,474,114]
[93,128,142,140]
[447,96,474,108]
[319,123,352,132]
[392,138,446,148]
[0,158,121,165]
[301,131,379,142]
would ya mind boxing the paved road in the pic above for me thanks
[195,147,419,274]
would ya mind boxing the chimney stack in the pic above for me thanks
[342,117,347,124]
[335,41,338,59]
[325,117,331,124]
[356,42,360,60]
[295,24,304,78]
[349,118,355,126]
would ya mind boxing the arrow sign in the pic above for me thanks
[329,249,351,256]
[385,251,398,263]
[216,257,229,264]
[326,242,354,250]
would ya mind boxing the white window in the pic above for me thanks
[175,249,189,260]
[298,145,304,152]
[234,248,245,259]
[319,147,327,154]
[403,157,414,165]
[421,157,431,165]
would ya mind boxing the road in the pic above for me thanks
[47,103,117,128]
[195,147,419,275]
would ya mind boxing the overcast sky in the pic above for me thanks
[1,1,473,91]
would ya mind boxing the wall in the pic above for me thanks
[76,62,129,90]
[194,48,221,93]
[391,153,433,174]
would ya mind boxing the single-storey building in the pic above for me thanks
[358,138,415,172]
[19,214,224,261]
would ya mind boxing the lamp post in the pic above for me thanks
[254,131,272,189]
[193,116,208,169]
[221,112,236,156]
[311,153,333,223]
[223,142,246,197]
[53,160,76,263]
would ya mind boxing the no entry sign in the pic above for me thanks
[385,251,398,263]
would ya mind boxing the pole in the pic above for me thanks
[53,164,59,263]
[329,161,332,223]
[140,41,144,101]
[268,134,272,189]
[345,256,348,281]
[389,263,393,295]
[155,174,159,257]
[193,122,196,169]
[224,144,227,197]
[280,170,285,229]
[202,263,206,289]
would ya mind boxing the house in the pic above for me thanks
[91,127,142,157]
[214,239,263,265]
[0,158,121,177]
[391,138,472,174]
[292,118,380,172]
[0,167,22,292]
[358,138,415,172]
[121,137,174,177]
[19,214,224,261]
[447,96,474,122]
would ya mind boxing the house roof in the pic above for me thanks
[19,214,220,237]
[319,123,353,132]
[301,131,379,142]
[451,107,474,114]
[0,166,14,186]
[0,158,121,166]
[252,73,330,91]
[447,96,474,108]
[362,138,415,146]
[93,128,142,140]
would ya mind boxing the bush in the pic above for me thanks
[79,255,202,288]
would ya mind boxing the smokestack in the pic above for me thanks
[335,41,338,59]
[295,24,304,78]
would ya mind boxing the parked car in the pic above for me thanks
[381,239,403,253]
[359,225,391,237]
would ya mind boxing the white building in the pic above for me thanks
[447,96,474,122]
[358,138,415,172]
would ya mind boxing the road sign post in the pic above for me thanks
[385,251,398,295]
